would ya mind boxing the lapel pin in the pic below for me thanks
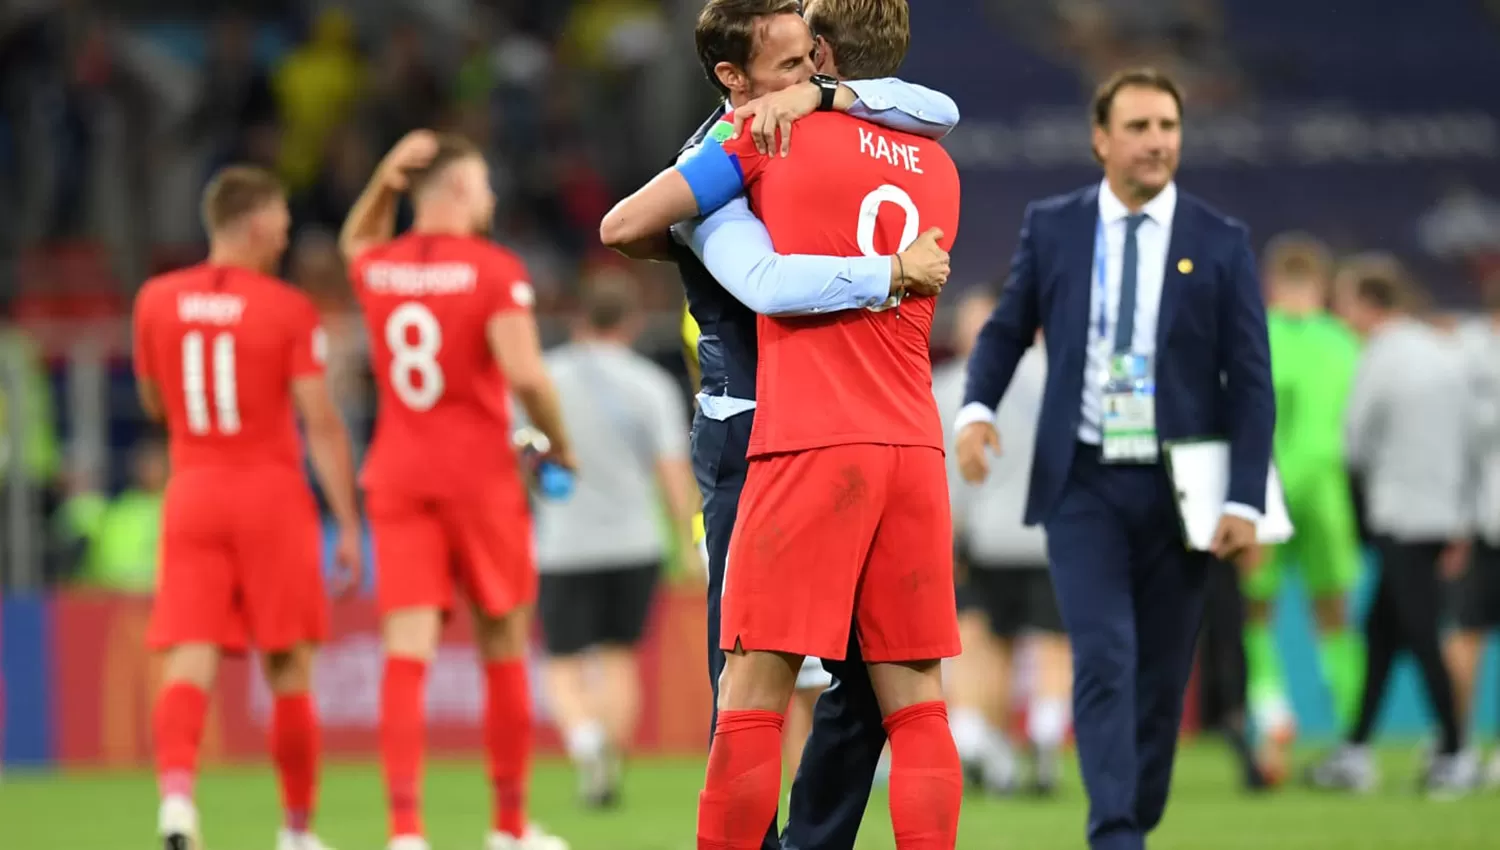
[1177,258,1194,274]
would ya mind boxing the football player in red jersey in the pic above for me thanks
[601,2,964,846]
[134,166,362,850]
[340,131,574,850]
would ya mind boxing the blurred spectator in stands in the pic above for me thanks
[272,6,364,193]
[294,122,377,233]
[547,139,614,255]
[0,323,62,507]
[184,14,277,176]
[288,229,373,458]
[560,0,670,184]
[1052,0,1243,108]
[561,0,669,76]
[454,18,497,109]
[497,209,569,308]
[464,8,553,166]
[364,16,443,154]
[56,438,165,592]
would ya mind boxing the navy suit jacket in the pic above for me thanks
[963,184,1275,527]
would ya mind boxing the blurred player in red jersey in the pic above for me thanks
[133,166,363,850]
[339,131,575,850]
[601,1,964,846]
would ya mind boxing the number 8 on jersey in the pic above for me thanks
[386,302,446,411]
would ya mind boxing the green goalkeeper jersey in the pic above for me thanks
[1267,308,1361,479]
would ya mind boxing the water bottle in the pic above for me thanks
[511,426,575,501]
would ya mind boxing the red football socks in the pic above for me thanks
[884,701,963,849]
[380,657,428,838]
[485,659,532,838]
[270,693,320,832]
[696,709,784,850]
[153,682,208,801]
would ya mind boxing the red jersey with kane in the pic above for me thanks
[350,233,538,616]
[132,263,329,651]
[724,112,960,457]
[702,113,963,664]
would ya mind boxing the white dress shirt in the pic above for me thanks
[955,179,1260,522]
[1078,179,1176,442]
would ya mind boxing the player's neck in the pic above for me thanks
[206,245,268,274]
[1365,312,1400,338]
[575,331,629,347]
[411,213,470,237]
[1271,290,1323,317]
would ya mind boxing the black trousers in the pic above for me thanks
[1350,537,1463,754]
[1198,559,1249,731]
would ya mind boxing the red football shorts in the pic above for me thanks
[149,467,329,653]
[722,443,961,663]
[367,475,535,618]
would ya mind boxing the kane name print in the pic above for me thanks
[859,127,923,174]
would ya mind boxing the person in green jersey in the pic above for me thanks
[59,438,167,591]
[1243,234,1365,781]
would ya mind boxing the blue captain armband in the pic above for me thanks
[675,137,746,217]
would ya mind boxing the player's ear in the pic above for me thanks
[714,61,747,97]
[813,35,837,76]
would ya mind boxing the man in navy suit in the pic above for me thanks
[955,68,1274,850]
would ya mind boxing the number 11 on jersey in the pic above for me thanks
[182,330,241,435]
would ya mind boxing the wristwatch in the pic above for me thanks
[810,74,839,111]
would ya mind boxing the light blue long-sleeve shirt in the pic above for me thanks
[674,78,959,420]
[673,78,959,319]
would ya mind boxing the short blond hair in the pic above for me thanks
[201,165,284,233]
[805,0,910,79]
[405,133,483,199]
[1264,231,1333,284]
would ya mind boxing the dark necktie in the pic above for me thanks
[1115,213,1147,353]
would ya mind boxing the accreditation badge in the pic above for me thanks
[1100,353,1158,464]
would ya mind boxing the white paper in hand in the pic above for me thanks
[1164,439,1294,551]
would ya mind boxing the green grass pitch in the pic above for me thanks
[3,744,1497,849]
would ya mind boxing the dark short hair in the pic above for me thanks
[582,277,640,332]
[696,0,804,98]
[405,133,482,198]
[805,0,910,79]
[201,165,284,233]
[1091,67,1184,128]
[1353,267,1418,312]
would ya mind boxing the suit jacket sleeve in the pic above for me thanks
[963,203,1042,409]
[1220,225,1275,511]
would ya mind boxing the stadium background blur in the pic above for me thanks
[3,0,1500,847]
